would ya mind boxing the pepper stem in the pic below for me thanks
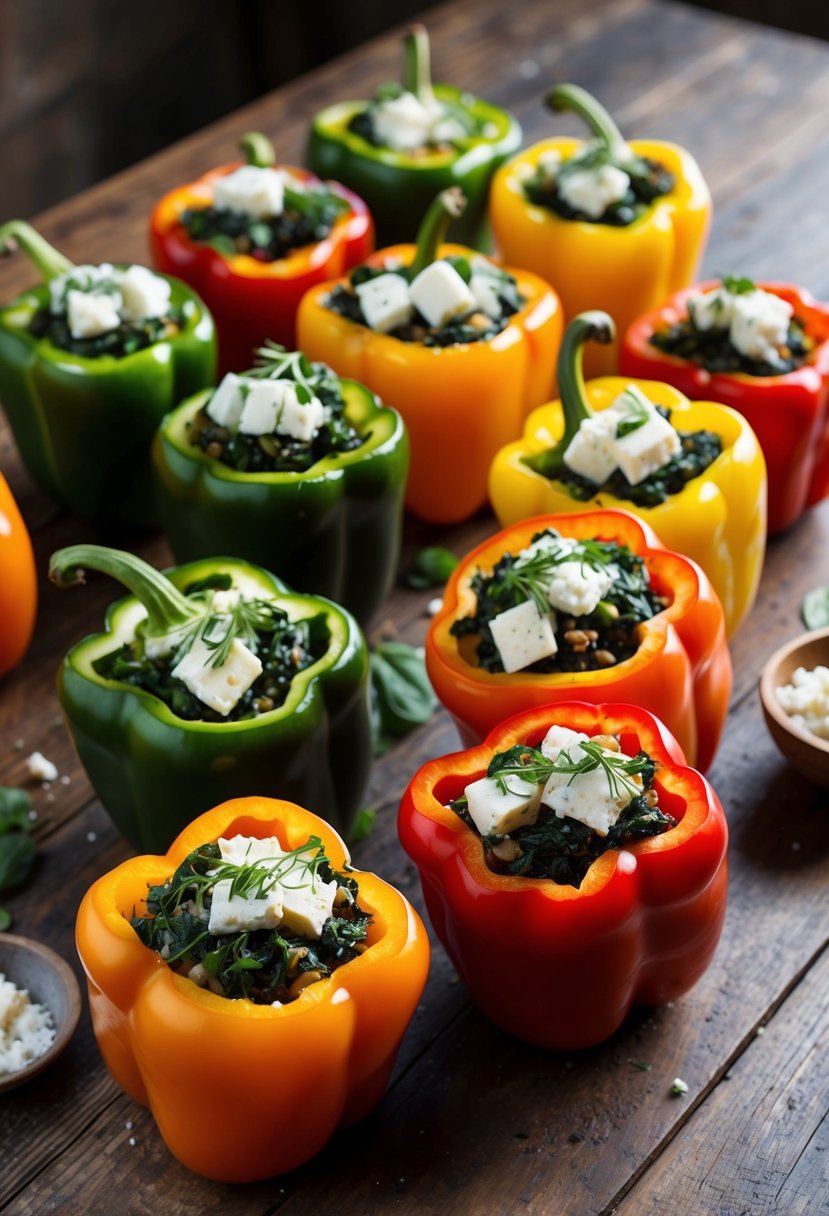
[403,24,435,108]
[0,221,73,283]
[409,187,467,277]
[546,84,629,161]
[240,132,276,169]
[49,545,204,637]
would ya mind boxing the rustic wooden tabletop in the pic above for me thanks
[2,0,829,1212]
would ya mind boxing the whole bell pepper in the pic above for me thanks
[307,24,521,248]
[50,545,371,851]
[427,508,731,770]
[77,796,430,1182]
[297,188,562,524]
[150,132,373,375]
[489,312,767,636]
[620,281,829,535]
[0,222,216,530]
[398,701,728,1050]
[489,84,711,377]
[0,472,37,677]
[152,345,408,625]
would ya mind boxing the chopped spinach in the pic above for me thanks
[182,182,350,262]
[523,142,675,226]
[0,786,38,928]
[30,307,183,360]
[650,311,813,376]
[404,545,458,589]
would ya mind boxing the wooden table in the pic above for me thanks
[2,0,829,1211]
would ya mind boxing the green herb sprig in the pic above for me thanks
[487,740,654,803]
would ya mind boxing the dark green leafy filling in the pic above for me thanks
[30,307,183,360]
[347,82,481,150]
[131,839,372,1003]
[181,182,350,262]
[450,530,667,673]
[650,308,813,377]
[523,144,674,227]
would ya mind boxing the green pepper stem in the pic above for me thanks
[558,311,616,445]
[49,545,204,636]
[409,187,467,277]
[546,84,629,160]
[240,132,276,168]
[0,221,73,283]
[403,24,435,108]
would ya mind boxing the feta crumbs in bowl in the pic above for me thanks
[0,935,82,1092]
[0,973,55,1075]
[760,627,829,788]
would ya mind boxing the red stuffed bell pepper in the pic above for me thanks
[399,701,728,1050]
[150,132,373,375]
[621,279,829,534]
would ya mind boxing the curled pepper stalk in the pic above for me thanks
[546,84,631,164]
[0,220,73,282]
[408,186,468,278]
[404,23,435,110]
[239,131,277,170]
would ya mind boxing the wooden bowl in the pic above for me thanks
[759,627,829,787]
[0,934,82,1093]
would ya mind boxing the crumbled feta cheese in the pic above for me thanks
[66,289,122,339]
[274,384,326,442]
[469,271,503,319]
[558,163,630,220]
[237,380,281,435]
[464,774,542,836]
[730,289,794,362]
[213,165,285,219]
[566,386,680,486]
[546,559,616,617]
[409,260,475,329]
[210,588,242,615]
[563,413,619,484]
[431,116,466,143]
[206,374,247,429]
[49,263,116,313]
[172,635,262,716]
[116,265,171,321]
[540,739,642,836]
[776,664,829,741]
[0,973,55,1077]
[218,835,284,867]
[371,91,439,152]
[143,624,193,660]
[489,599,558,673]
[25,752,58,783]
[355,273,413,333]
[279,855,338,938]
[688,286,733,332]
[536,149,562,180]
[539,724,589,761]
[208,879,283,935]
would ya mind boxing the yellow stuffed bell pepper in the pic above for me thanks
[490,84,711,377]
[489,312,766,636]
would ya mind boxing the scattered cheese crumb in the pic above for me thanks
[670,1078,689,1096]
[87,831,97,843]
[0,973,56,1076]
[427,598,443,617]
[128,1137,137,1147]
[26,752,59,783]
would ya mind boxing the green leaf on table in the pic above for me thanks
[802,586,829,630]
[370,641,437,754]
[0,786,37,895]
[0,907,11,932]
[404,546,458,590]
[349,807,377,845]
[0,786,32,834]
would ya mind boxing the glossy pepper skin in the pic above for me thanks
[298,191,562,524]
[489,312,767,637]
[620,282,829,535]
[50,546,371,852]
[399,702,728,1050]
[77,796,430,1182]
[489,85,711,378]
[427,509,731,771]
[307,25,521,248]
[153,369,408,625]
[0,473,37,677]
[150,133,373,376]
[0,222,216,530]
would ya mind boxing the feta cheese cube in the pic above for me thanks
[371,91,436,151]
[50,263,116,312]
[278,856,338,938]
[536,149,562,181]
[116,265,171,321]
[237,380,283,435]
[489,599,557,673]
[66,289,122,339]
[539,725,589,761]
[409,259,475,329]
[208,879,283,935]
[604,389,681,485]
[730,289,793,362]
[213,165,285,219]
[558,163,630,220]
[143,624,193,660]
[563,413,618,484]
[541,745,639,837]
[206,374,248,429]
[172,635,262,716]
[688,286,733,332]
[355,272,413,333]
[464,774,542,836]
[218,835,285,868]
[274,384,326,442]
[469,271,503,319]
[25,752,58,783]
[547,559,616,617]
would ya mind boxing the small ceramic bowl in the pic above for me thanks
[0,934,82,1093]
[759,626,829,787]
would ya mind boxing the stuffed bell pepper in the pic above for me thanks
[399,701,728,1050]
[77,796,429,1181]
[0,472,37,678]
[153,342,408,624]
[621,277,829,534]
[49,545,371,851]
[489,84,711,376]
[0,221,216,529]
[150,132,373,375]
[298,187,561,523]
[308,24,521,247]
[489,311,766,635]
[427,509,730,770]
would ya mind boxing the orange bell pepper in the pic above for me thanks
[296,189,562,524]
[427,509,731,770]
[0,472,37,677]
[76,796,430,1182]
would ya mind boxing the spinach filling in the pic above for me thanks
[131,839,372,1004]
[523,144,675,227]
[30,307,183,360]
[650,312,813,377]
[181,182,350,262]
[450,531,667,673]
[93,574,329,723]
[452,741,676,888]
[348,82,481,151]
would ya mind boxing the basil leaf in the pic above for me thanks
[0,832,36,892]
[0,787,32,834]
[405,546,458,589]
[349,807,377,845]
[370,642,436,748]
[721,274,755,295]
[802,586,829,630]
[0,907,11,932]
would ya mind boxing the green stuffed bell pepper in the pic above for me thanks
[49,545,371,852]
[0,221,216,530]
[307,25,521,248]
[153,343,408,625]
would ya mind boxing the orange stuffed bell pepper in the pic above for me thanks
[150,132,373,375]
[427,509,730,770]
[489,84,711,377]
[489,311,766,636]
[297,187,562,524]
[0,472,37,677]
[399,701,728,1050]
[76,796,429,1182]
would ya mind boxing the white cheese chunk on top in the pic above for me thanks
[275,383,326,442]
[218,835,285,868]
[409,259,476,329]
[558,163,631,220]
[279,854,338,938]
[469,270,503,319]
[540,739,642,836]
[66,289,122,339]
[355,272,413,333]
[143,624,193,660]
[688,286,733,332]
[489,598,558,673]
[49,263,116,313]
[546,559,616,617]
[539,724,589,761]
[371,91,440,151]
[208,878,283,935]
[565,386,680,487]
[206,373,247,428]
[171,634,262,716]
[213,165,285,219]
[563,413,619,485]
[237,380,281,435]
[117,265,171,321]
[464,773,542,837]
[729,289,794,362]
